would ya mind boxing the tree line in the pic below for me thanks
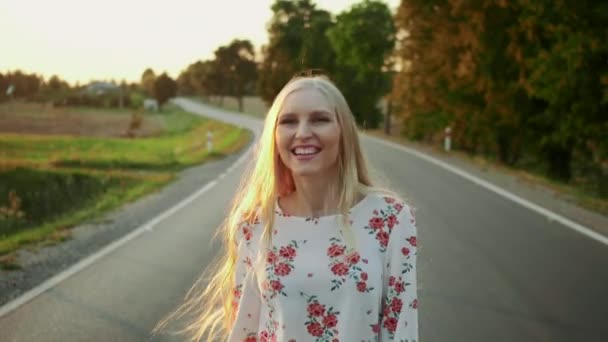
[391,0,607,196]
[177,0,394,128]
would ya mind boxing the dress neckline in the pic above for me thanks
[275,193,371,221]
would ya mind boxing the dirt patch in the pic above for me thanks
[0,102,164,138]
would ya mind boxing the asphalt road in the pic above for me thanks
[0,99,606,341]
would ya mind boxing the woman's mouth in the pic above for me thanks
[291,146,321,160]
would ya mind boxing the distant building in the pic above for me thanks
[85,81,120,95]
[143,98,158,112]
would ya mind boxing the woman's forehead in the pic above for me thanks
[280,88,333,114]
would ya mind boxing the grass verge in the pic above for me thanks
[0,104,251,263]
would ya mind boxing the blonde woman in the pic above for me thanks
[159,74,418,341]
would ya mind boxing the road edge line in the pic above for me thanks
[363,134,608,246]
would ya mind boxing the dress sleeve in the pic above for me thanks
[227,221,261,342]
[379,201,418,341]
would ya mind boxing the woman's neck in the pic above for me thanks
[282,172,341,217]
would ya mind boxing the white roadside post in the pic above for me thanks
[6,85,15,112]
[207,130,213,153]
[444,126,452,152]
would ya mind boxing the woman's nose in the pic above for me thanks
[295,121,313,138]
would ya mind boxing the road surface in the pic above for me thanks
[0,98,606,341]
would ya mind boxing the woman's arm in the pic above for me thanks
[379,201,418,341]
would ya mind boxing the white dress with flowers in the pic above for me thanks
[228,193,418,342]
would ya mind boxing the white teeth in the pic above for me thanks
[293,147,320,155]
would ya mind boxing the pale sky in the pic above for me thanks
[0,0,400,85]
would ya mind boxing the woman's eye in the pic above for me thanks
[313,117,330,122]
[279,119,297,125]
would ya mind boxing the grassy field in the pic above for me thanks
[0,102,251,262]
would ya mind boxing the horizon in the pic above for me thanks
[0,0,399,85]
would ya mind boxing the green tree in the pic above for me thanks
[213,39,257,111]
[140,68,156,97]
[153,73,177,109]
[258,0,335,103]
[328,0,395,128]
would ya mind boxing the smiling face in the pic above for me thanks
[275,87,342,179]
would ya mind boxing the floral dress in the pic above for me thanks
[228,193,418,342]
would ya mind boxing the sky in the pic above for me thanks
[0,0,400,85]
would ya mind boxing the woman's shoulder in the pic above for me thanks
[358,191,416,230]
[361,191,411,213]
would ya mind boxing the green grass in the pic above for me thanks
[0,105,251,258]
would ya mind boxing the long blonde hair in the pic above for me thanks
[154,74,398,341]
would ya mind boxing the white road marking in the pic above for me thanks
[364,134,608,246]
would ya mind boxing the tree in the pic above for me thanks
[46,75,69,91]
[213,39,257,111]
[328,0,395,128]
[153,73,177,108]
[140,68,156,97]
[258,0,336,103]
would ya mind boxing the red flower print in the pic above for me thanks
[383,317,398,333]
[369,217,384,230]
[345,252,360,265]
[327,243,346,257]
[412,298,418,309]
[376,231,389,247]
[407,236,417,247]
[306,322,324,337]
[259,331,269,342]
[266,251,278,264]
[371,323,380,333]
[307,303,326,317]
[385,197,396,203]
[322,313,338,328]
[387,214,398,229]
[382,305,391,317]
[357,281,367,292]
[360,272,368,281]
[279,245,297,259]
[388,276,395,286]
[394,280,405,293]
[233,288,241,299]
[331,263,349,276]
[244,336,257,342]
[391,297,403,313]
[394,202,404,212]
[243,226,252,241]
[269,280,283,292]
[401,247,410,256]
[274,263,292,276]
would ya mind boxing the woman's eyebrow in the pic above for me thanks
[310,110,332,116]
[279,110,332,118]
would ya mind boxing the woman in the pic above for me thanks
[160,74,418,341]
